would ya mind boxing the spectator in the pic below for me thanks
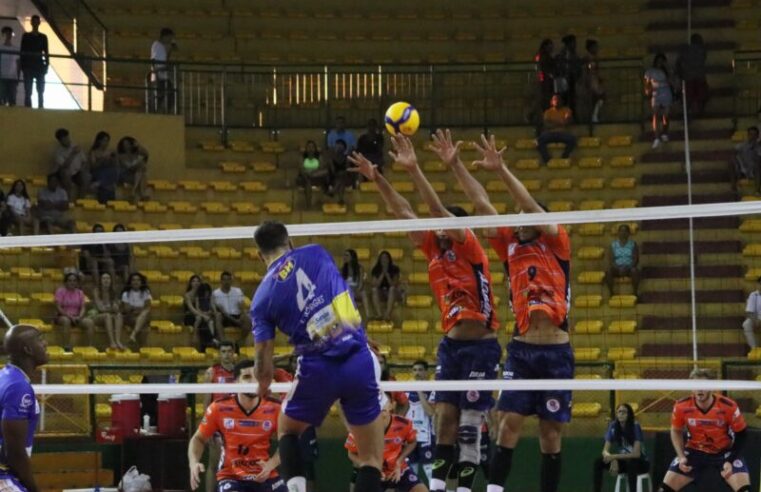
[326,115,356,152]
[742,277,761,350]
[677,33,708,117]
[108,223,133,284]
[212,271,250,342]
[535,38,556,111]
[79,223,115,282]
[298,140,330,209]
[89,131,118,204]
[89,272,125,350]
[729,126,761,194]
[52,128,90,200]
[184,275,219,352]
[537,93,577,164]
[556,34,581,118]
[328,139,353,205]
[582,39,605,124]
[54,272,95,350]
[341,249,371,321]
[378,354,409,414]
[0,187,8,236]
[150,27,177,113]
[116,136,149,203]
[19,15,48,108]
[593,404,649,492]
[0,26,19,106]
[5,179,35,235]
[356,118,385,170]
[645,53,673,149]
[36,174,74,234]
[607,224,640,296]
[371,250,403,321]
[122,272,152,348]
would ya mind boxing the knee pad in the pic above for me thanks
[457,409,483,464]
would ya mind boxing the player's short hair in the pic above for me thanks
[159,27,174,38]
[412,360,428,369]
[1,26,12,35]
[55,128,69,141]
[748,126,759,135]
[220,270,232,280]
[254,220,289,255]
[689,368,715,380]
[445,205,469,217]
[218,341,235,352]
[233,359,255,379]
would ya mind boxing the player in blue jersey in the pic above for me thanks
[251,221,385,492]
[0,324,48,492]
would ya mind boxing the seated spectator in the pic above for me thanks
[298,140,330,209]
[0,26,19,107]
[79,223,115,282]
[677,33,708,117]
[108,223,133,284]
[6,179,35,235]
[326,115,356,152]
[582,39,605,124]
[341,249,370,321]
[607,224,640,296]
[89,131,118,204]
[184,275,219,351]
[55,272,95,350]
[729,126,761,194]
[122,272,152,348]
[645,53,674,149]
[356,118,385,170]
[52,128,89,200]
[743,277,761,350]
[36,174,75,234]
[593,404,649,492]
[537,94,577,164]
[371,251,403,321]
[116,136,149,203]
[555,34,581,119]
[212,271,250,342]
[89,271,124,350]
[328,139,354,205]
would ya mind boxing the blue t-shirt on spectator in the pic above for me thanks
[604,421,646,459]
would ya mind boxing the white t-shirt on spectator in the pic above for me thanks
[0,43,19,79]
[212,287,244,316]
[746,291,761,319]
[150,41,168,80]
[6,194,30,216]
[54,144,85,175]
[122,290,152,308]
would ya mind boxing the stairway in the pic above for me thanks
[32,451,114,492]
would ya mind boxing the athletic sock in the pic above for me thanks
[286,477,306,492]
[278,434,305,485]
[540,452,562,492]
[488,446,513,488]
[430,444,456,491]
[456,461,477,492]
[354,465,382,492]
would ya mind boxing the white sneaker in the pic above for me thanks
[652,138,660,149]
[661,134,669,142]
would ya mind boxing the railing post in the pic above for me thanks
[430,64,436,131]
[221,68,227,144]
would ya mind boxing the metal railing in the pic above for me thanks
[733,50,761,122]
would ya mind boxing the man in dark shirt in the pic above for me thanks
[356,118,385,173]
[20,15,48,108]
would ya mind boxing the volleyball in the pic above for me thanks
[384,101,420,136]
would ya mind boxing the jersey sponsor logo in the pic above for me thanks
[733,459,744,468]
[466,390,480,402]
[445,250,457,262]
[262,420,273,431]
[223,418,235,429]
[446,305,462,319]
[468,371,486,379]
[409,473,418,481]
[19,394,33,409]
[546,398,560,413]
[237,420,258,427]
[262,407,277,415]
[277,259,295,282]
[503,370,514,380]
[459,466,475,477]
[220,481,233,490]
[432,459,447,470]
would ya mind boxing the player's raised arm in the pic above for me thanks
[348,151,425,246]
[390,133,466,242]
[474,134,559,236]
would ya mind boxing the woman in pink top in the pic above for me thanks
[55,272,95,350]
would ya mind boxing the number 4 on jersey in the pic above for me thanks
[296,268,317,311]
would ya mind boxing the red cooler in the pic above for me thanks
[158,394,187,437]
[110,394,141,437]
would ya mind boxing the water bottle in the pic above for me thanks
[142,414,150,432]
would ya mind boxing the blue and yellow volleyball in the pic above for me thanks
[384,102,420,136]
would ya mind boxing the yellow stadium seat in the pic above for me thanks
[743,244,761,257]
[201,202,231,214]
[578,137,601,148]
[547,158,571,169]
[386,248,405,261]
[367,321,394,334]
[402,320,429,333]
[745,268,761,281]
[579,224,605,236]
[577,247,604,260]
[398,346,426,360]
[608,320,637,334]
[359,182,378,193]
[11,267,42,280]
[748,348,761,361]
[76,198,106,211]
[140,347,174,362]
[18,318,52,332]
[152,320,182,333]
[159,295,184,308]
[572,402,602,417]
[579,200,605,210]
[390,181,414,193]
[173,347,206,362]
[548,178,572,190]
[756,405,761,418]
[240,181,268,192]
[575,374,602,380]
[514,138,536,149]
[263,202,292,214]
[607,135,632,147]
[199,140,225,151]
[575,320,603,334]
[548,201,573,212]
[609,295,637,308]
[487,180,508,192]
[740,219,761,232]
[243,247,259,260]
[574,347,601,361]
[73,346,107,361]
[148,245,180,258]
[127,222,152,232]
[46,346,74,361]
[578,157,603,169]
[219,161,246,173]
[413,250,427,262]
[142,270,170,283]
[612,199,638,209]
[179,247,210,258]
[96,403,112,418]
[274,346,293,357]
[491,271,505,284]
[229,140,255,152]
[523,179,541,191]
[407,295,433,308]
[238,272,261,283]
[231,202,261,214]
[62,374,87,384]
[610,156,635,168]
[423,161,446,172]
[209,181,238,192]
[212,247,242,259]
[608,347,636,361]
[148,180,177,191]
[29,292,53,304]
[168,201,198,213]
[610,177,636,189]
[355,203,379,215]
[202,271,224,282]
[408,272,429,285]
[107,200,138,212]
[515,158,540,170]
[179,180,208,191]
[0,247,21,256]
[251,162,277,173]
[140,201,169,213]
[579,178,605,190]
[353,248,370,261]
[578,271,605,284]
[239,346,255,358]
[323,203,348,215]
[575,295,602,308]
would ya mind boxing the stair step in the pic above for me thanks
[641,315,744,330]
[641,192,737,206]
[640,265,744,278]
[640,218,739,231]
[638,129,733,143]
[646,0,730,7]
[32,452,101,471]
[638,289,745,303]
[640,170,729,185]
[648,41,736,52]
[640,342,746,357]
[35,469,114,489]
[647,19,734,30]
[641,150,733,164]
[642,240,741,254]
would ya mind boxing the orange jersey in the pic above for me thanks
[488,226,571,335]
[420,230,499,333]
[274,368,293,383]
[671,394,747,455]
[345,415,417,475]
[198,395,281,481]
[208,364,235,402]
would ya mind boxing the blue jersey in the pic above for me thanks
[0,365,39,477]
[251,244,367,356]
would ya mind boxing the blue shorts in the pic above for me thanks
[668,448,749,479]
[433,337,501,411]
[408,443,433,465]
[382,467,422,492]
[0,474,26,492]
[283,344,381,426]
[497,340,574,422]
[217,477,286,492]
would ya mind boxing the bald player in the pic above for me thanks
[0,325,49,492]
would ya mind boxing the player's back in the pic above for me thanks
[252,244,367,357]
[672,394,747,454]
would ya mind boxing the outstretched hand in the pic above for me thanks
[473,134,507,172]
[348,152,379,181]
[430,129,462,167]
[388,134,418,172]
